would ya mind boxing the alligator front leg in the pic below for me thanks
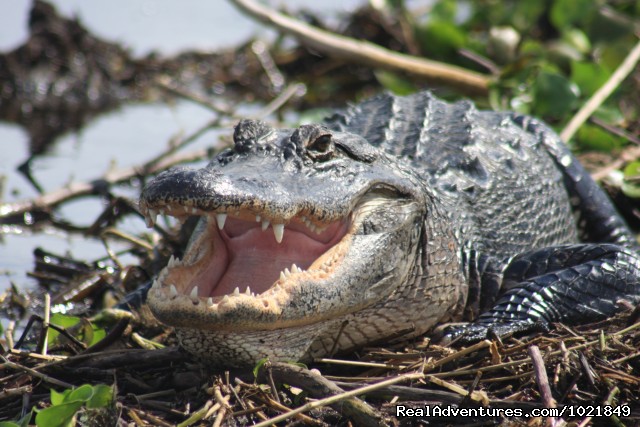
[444,244,640,342]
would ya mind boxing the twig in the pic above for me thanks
[590,116,640,146]
[421,339,491,372]
[427,375,489,405]
[254,368,421,427]
[101,228,154,251]
[0,355,74,389]
[528,345,556,409]
[262,362,388,427]
[591,144,640,181]
[0,147,210,220]
[228,0,490,95]
[315,358,399,369]
[560,38,640,142]
[176,400,213,427]
[251,83,306,119]
[259,396,325,426]
[154,77,233,115]
[41,293,51,356]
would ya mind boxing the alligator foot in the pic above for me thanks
[441,320,550,344]
[445,243,640,345]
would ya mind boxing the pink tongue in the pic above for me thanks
[210,227,333,297]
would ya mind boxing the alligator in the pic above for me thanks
[139,91,640,367]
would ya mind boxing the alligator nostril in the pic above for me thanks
[308,134,332,153]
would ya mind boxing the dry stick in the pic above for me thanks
[435,321,640,379]
[264,362,387,427]
[40,293,51,356]
[0,355,73,389]
[0,148,210,220]
[421,339,491,373]
[228,0,490,95]
[591,144,640,181]
[250,82,307,119]
[260,396,325,426]
[528,345,556,409]
[252,372,423,427]
[560,38,640,142]
[154,77,233,115]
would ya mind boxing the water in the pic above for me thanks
[0,0,364,292]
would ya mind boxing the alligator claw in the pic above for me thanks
[441,320,550,345]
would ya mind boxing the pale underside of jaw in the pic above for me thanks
[142,205,350,313]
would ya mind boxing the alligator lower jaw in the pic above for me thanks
[143,207,352,331]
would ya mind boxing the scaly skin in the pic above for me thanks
[139,91,640,366]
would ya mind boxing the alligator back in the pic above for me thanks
[326,92,579,259]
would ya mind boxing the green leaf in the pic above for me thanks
[588,8,635,42]
[417,20,467,59]
[86,385,114,409]
[253,357,270,379]
[550,0,594,30]
[50,389,66,406]
[622,161,640,198]
[374,70,416,95]
[532,71,580,118]
[570,61,611,97]
[48,313,106,348]
[67,384,94,403]
[430,0,457,22]
[575,123,625,151]
[562,28,591,53]
[35,402,83,427]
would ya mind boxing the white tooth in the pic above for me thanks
[261,220,270,231]
[191,207,197,214]
[233,287,240,296]
[149,209,158,226]
[256,215,261,222]
[166,205,173,212]
[280,272,286,281]
[216,213,227,229]
[222,295,230,303]
[169,284,178,298]
[291,264,299,274]
[145,216,153,228]
[245,286,251,295]
[158,267,168,282]
[273,223,284,243]
[159,208,166,215]
[251,292,255,297]
[207,297,214,307]
[168,255,174,267]
[284,267,290,277]
[274,284,282,291]
[190,286,199,301]
[309,224,317,233]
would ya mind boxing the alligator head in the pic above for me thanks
[139,119,441,366]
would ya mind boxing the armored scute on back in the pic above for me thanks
[140,91,640,367]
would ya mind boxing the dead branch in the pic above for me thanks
[228,0,490,95]
[258,362,389,427]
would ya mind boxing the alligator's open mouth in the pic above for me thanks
[158,209,348,300]
[140,202,359,329]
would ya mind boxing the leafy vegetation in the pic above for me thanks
[373,0,639,152]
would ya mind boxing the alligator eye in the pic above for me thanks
[306,134,334,161]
